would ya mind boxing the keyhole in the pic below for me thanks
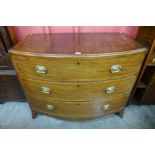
[77,84,80,87]
[77,62,80,65]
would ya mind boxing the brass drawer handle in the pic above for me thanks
[102,104,110,111]
[46,104,54,110]
[41,87,51,94]
[111,64,121,73]
[106,86,116,94]
[35,65,47,74]
[152,58,155,64]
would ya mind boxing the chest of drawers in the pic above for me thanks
[9,33,146,120]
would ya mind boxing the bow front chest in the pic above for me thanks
[9,33,146,120]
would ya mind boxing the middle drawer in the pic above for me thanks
[21,75,136,102]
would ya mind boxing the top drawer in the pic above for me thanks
[11,52,145,82]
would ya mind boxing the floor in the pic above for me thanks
[0,101,155,129]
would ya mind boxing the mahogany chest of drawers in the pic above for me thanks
[9,33,146,120]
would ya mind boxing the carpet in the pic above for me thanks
[0,102,155,129]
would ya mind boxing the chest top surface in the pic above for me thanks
[11,33,146,55]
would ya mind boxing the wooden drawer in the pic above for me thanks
[11,52,145,82]
[28,95,128,120]
[21,75,136,102]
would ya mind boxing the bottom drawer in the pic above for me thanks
[28,95,128,120]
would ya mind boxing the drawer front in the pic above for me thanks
[28,95,128,119]
[11,52,145,81]
[22,75,136,102]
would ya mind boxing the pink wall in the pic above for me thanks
[14,26,139,41]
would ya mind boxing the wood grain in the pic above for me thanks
[21,75,136,102]
[10,52,145,82]
[28,95,128,120]
[11,33,144,54]
[9,33,146,119]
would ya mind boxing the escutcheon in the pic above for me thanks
[111,64,121,73]
[35,65,47,74]
[106,86,116,94]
